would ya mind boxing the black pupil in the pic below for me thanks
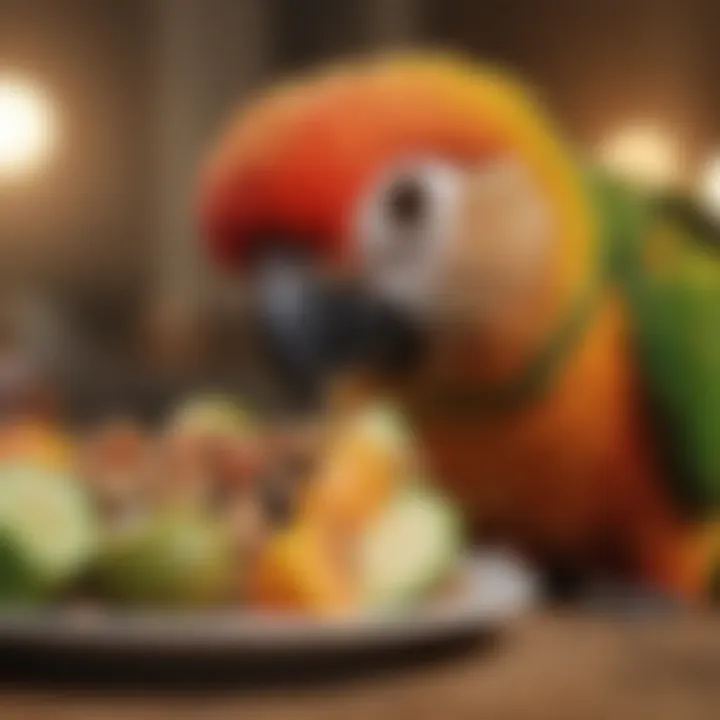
[386,177,425,226]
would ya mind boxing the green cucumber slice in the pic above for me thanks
[94,511,235,606]
[0,464,98,600]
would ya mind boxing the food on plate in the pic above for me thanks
[93,510,236,606]
[0,395,465,615]
[250,404,460,614]
[0,465,98,601]
[360,485,462,609]
[302,404,413,531]
[79,420,155,527]
[249,521,356,615]
[0,422,73,470]
[169,395,255,438]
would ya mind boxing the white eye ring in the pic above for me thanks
[353,158,462,316]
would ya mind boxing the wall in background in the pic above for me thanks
[0,0,155,299]
[419,0,720,172]
[1,0,719,312]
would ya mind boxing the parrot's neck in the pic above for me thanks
[406,269,602,418]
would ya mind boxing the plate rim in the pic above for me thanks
[0,551,536,653]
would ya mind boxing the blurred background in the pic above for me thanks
[1,0,720,420]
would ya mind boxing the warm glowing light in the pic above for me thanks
[0,76,56,177]
[597,124,680,188]
[699,154,720,220]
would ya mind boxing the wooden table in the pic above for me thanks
[0,614,717,720]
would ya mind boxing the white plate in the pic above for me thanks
[0,552,537,656]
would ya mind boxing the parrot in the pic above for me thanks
[197,53,720,603]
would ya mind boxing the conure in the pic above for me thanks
[198,54,720,602]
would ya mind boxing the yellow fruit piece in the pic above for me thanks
[249,522,356,615]
[303,439,394,531]
[0,422,73,471]
[302,408,411,532]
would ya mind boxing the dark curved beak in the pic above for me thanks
[253,256,424,407]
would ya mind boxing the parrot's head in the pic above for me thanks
[198,54,596,405]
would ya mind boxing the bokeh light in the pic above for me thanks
[0,76,56,178]
[597,124,680,189]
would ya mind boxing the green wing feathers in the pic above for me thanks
[593,172,720,515]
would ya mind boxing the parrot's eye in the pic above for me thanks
[386,176,426,228]
[355,159,462,317]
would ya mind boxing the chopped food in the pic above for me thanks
[0,422,73,470]
[0,465,98,600]
[360,485,462,609]
[0,393,466,615]
[93,510,236,606]
[302,403,414,532]
[170,395,255,438]
[79,421,154,527]
[249,521,356,615]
